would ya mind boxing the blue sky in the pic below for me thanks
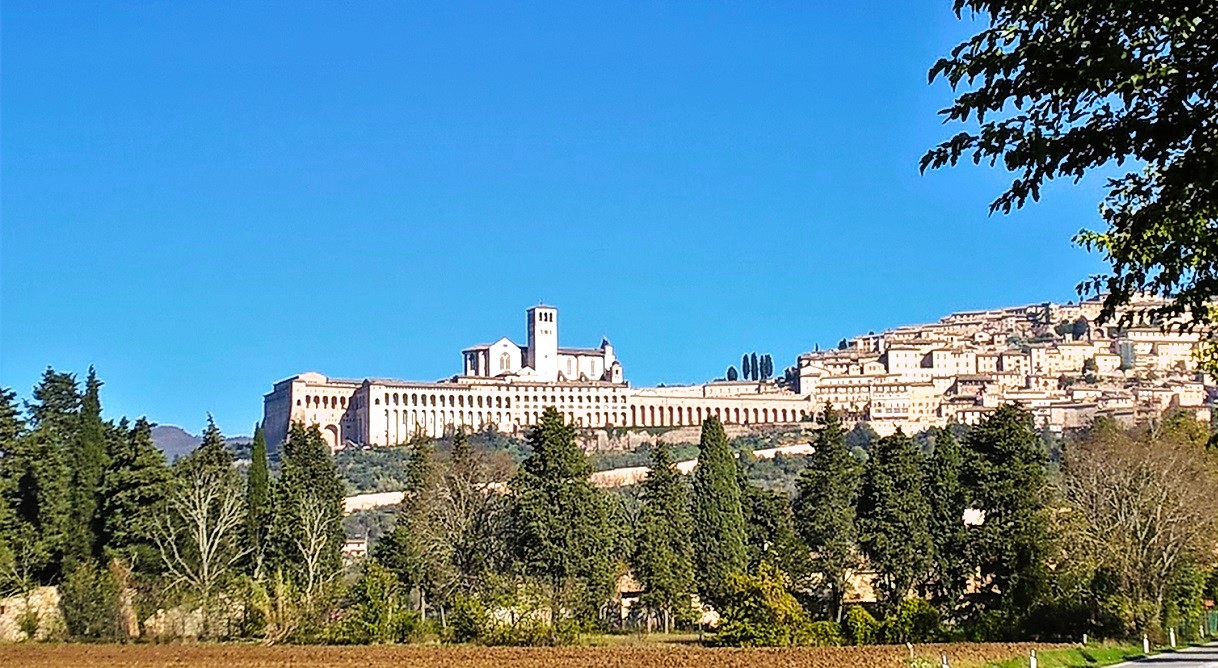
[1,2,1109,436]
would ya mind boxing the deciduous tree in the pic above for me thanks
[923,1,1218,374]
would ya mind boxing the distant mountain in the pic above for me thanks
[151,425,252,462]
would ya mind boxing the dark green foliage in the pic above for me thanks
[376,435,442,602]
[98,418,172,572]
[64,367,108,566]
[690,416,747,607]
[880,597,941,644]
[792,409,860,621]
[633,443,694,630]
[27,368,80,438]
[923,0,1218,376]
[858,431,933,614]
[3,432,72,583]
[245,424,272,573]
[750,353,759,381]
[742,354,752,381]
[844,422,879,452]
[509,407,613,624]
[269,422,345,584]
[963,405,1049,632]
[178,415,234,479]
[59,560,123,641]
[923,429,970,610]
[726,366,738,382]
[737,465,802,576]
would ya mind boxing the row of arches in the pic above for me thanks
[301,394,347,410]
[383,392,510,409]
[629,404,807,428]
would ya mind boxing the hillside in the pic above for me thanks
[150,425,252,462]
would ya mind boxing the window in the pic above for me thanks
[500,352,510,370]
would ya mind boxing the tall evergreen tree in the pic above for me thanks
[750,353,760,381]
[269,422,345,588]
[742,354,752,381]
[0,388,27,577]
[180,415,233,478]
[65,367,108,565]
[690,416,747,607]
[857,430,933,614]
[245,424,272,576]
[923,428,970,610]
[510,407,613,629]
[4,370,81,582]
[27,368,80,440]
[98,418,172,572]
[793,408,861,621]
[634,442,694,633]
[737,465,801,575]
[963,405,1049,629]
[375,434,444,613]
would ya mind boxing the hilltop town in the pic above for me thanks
[794,293,1213,435]
[265,295,1213,452]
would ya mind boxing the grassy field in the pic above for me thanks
[0,642,1065,668]
[981,643,1144,667]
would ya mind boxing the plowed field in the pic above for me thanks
[0,642,1060,668]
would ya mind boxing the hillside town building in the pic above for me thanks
[263,298,1215,450]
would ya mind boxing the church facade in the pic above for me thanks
[262,305,815,449]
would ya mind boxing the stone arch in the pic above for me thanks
[322,424,339,449]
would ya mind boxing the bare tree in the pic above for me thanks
[1062,419,1218,634]
[153,468,247,636]
[295,493,339,607]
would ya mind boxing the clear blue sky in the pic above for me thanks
[2,2,1108,436]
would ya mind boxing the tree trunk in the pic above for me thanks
[663,608,671,635]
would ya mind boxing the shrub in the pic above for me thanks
[882,598,940,643]
[446,594,489,644]
[326,562,422,644]
[59,561,123,641]
[843,606,880,645]
[805,620,844,647]
[715,562,827,647]
[481,617,578,646]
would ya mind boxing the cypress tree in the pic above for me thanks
[690,416,747,607]
[509,407,613,629]
[750,353,759,381]
[66,367,108,565]
[726,366,738,382]
[923,428,970,609]
[963,405,1049,624]
[634,442,694,632]
[792,408,861,621]
[857,430,933,614]
[98,418,172,572]
[269,422,345,586]
[742,354,751,381]
[245,424,272,575]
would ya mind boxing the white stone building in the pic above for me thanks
[263,305,814,449]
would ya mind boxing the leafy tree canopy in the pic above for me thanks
[924,1,1218,374]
